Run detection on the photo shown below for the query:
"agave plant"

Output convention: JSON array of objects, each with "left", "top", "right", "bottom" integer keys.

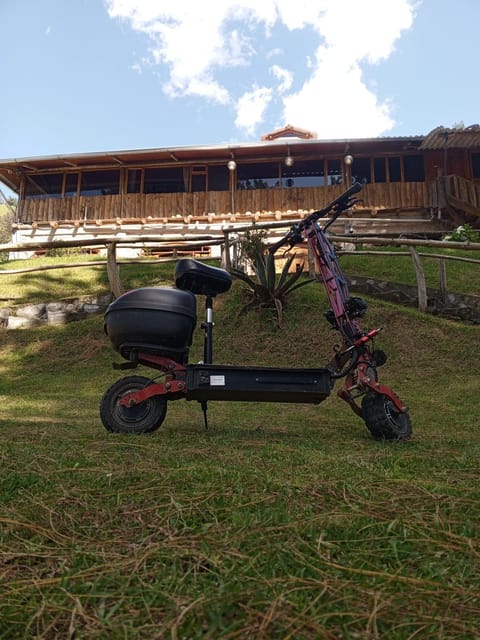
[{"left": 229, "top": 244, "right": 314, "bottom": 326}]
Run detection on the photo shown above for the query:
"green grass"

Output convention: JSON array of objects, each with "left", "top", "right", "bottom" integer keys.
[
  {"left": 1, "top": 246, "right": 479, "bottom": 309},
  {"left": 0, "top": 256, "right": 176, "bottom": 307},
  {"left": 339, "top": 245, "right": 480, "bottom": 296},
  {"left": 1, "top": 266, "right": 480, "bottom": 638}
]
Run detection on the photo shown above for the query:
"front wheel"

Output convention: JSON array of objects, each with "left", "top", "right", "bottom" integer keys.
[
  {"left": 361, "top": 392, "right": 412, "bottom": 441},
  {"left": 100, "top": 375, "right": 167, "bottom": 434}
]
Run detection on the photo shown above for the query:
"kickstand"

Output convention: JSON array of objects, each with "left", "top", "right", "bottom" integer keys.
[{"left": 200, "top": 401, "right": 209, "bottom": 431}]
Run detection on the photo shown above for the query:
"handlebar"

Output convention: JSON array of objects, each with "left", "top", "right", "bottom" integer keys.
[{"left": 268, "top": 181, "right": 362, "bottom": 254}]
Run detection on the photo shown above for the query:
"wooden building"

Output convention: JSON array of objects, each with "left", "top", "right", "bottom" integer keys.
[{"left": 1, "top": 124, "right": 480, "bottom": 252}]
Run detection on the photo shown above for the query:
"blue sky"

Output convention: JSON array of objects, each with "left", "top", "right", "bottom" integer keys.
[{"left": 0, "top": 0, "right": 479, "bottom": 165}]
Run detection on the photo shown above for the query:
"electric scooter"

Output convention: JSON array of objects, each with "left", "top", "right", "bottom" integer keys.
[{"left": 100, "top": 182, "right": 412, "bottom": 440}]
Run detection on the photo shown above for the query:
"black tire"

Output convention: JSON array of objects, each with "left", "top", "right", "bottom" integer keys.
[
  {"left": 361, "top": 392, "right": 412, "bottom": 441},
  {"left": 100, "top": 375, "right": 167, "bottom": 434}
]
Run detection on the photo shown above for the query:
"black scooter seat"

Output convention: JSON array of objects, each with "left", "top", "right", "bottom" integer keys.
[{"left": 175, "top": 258, "right": 232, "bottom": 296}]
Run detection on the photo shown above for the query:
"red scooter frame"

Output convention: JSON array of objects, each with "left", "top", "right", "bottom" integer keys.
[{"left": 100, "top": 182, "right": 412, "bottom": 440}]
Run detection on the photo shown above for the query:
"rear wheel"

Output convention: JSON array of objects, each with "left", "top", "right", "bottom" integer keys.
[
  {"left": 361, "top": 392, "right": 412, "bottom": 441},
  {"left": 100, "top": 375, "right": 167, "bottom": 434}
]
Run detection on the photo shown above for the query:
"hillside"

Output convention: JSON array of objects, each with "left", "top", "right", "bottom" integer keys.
[{"left": 1, "top": 280, "right": 480, "bottom": 638}]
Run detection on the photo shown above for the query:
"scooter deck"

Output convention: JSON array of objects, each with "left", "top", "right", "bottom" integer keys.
[{"left": 186, "top": 364, "right": 332, "bottom": 404}]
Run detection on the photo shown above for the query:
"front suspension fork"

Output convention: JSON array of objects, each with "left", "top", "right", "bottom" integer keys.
[{"left": 334, "top": 331, "right": 408, "bottom": 418}]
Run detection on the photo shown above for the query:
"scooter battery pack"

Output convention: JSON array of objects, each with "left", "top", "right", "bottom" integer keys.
[{"left": 186, "top": 365, "right": 332, "bottom": 404}]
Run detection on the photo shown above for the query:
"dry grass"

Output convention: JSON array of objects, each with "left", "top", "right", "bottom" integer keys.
[{"left": 0, "top": 270, "right": 479, "bottom": 638}]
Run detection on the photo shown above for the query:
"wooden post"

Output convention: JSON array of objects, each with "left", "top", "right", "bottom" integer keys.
[
  {"left": 106, "top": 242, "right": 124, "bottom": 298},
  {"left": 439, "top": 257, "right": 448, "bottom": 303},
  {"left": 410, "top": 247, "right": 427, "bottom": 312},
  {"left": 222, "top": 230, "right": 232, "bottom": 270}
]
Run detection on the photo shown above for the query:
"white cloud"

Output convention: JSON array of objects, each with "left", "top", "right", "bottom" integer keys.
[
  {"left": 270, "top": 65, "right": 293, "bottom": 94},
  {"left": 235, "top": 86, "right": 273, "bottom": 135},
  {"left": 105, "top": 0, "right": 418, "bottom": 138}
]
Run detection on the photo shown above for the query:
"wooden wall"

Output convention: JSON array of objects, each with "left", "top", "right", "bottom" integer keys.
[{"left": 19, "top": 182, "right": 431, "bottom": 225}]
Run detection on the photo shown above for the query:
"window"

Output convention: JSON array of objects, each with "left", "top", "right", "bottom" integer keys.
[
  {"left": 352, "top": 157, "right": 371, "bottom": 184},
  {"left": 327, "top": 159, "right": 343, "bottom": 185},
  {"left": 388, "top": 157, "right": 401, "bottom": 182},
  {"left": 25, "top": 173, "right": 63, "bottom": 199},
  {"left": 237, "top": 162, "right": 280, "bottom": 189},
  {"left": 191, "top": 165, "right": 207, "bottom": 192},
  {"left": 143, "top": 167, "right": 186, "bottom": 193},
  {"left": 208, "top": 165, "right": 229, "bottom": 191},
  {"left": 282, "top": 160, "right": 325, "bottom": 187},
  {"left": 64, "top": 173, "right": 80, "bottom": 197},
  {"left": 80, "top": 170, "right": 120, "bottom": 196},
  {"left": 127, "top": 169, "right": 142, "bottom": 194},
  {"left": 404, "top": 155, "right": 425, "bottom": 181},
  {"left": 472, "top": 153, "right": 480, "bottom": 179},
  {"left": 373, "top": 158, "right": 387, "bottom": 183}
]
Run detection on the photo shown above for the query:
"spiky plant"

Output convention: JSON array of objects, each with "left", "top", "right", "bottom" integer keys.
[{"left": 229, "top": 246, "right": 314, "bottom": 326}]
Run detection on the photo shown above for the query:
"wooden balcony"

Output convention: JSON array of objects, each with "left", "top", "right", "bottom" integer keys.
[{"left": 19, "top": 182, "right": 432, "bottom": 224}]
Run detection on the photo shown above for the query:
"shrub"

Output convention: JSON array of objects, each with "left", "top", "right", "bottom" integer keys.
[
  {"left": 444, "top": 224, "right": 480, "bottom": 242},
  {"left": 230, "top": 226, "right": 314, "bottom": 326}
]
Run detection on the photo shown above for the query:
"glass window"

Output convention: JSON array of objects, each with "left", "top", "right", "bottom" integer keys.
[
  {"left": 389, "top": 157, "right": 401, "bottom": 182},
  {"left": 472, "top": 153, "right": 480, "bottom": 179},
  {"left": 237, "top": 162, "right": 280, "bottom": 189},
  {"left": 208, "top": 165, "right": 229, "bottom": 191},
  {"left": 191, "top": 174, "right": 206, "bottom": 192},
  {"left": 144, "top": 167, "right": 186, "bottom": 193},
  {"left": 80, "top": 170, "right": 120, "bottom": 196},
  {"left": 191, "top": 166, "right": 206, "bottom": 192},
  {"left": 25, "top": 173, "right": 63, "bottom": 199},
  {"left": 352, "top": 157, "right": 371, "bottom": 184},
  {"left": 282, "top": 160, "right": 325, "bottom": 187},
  {"left": 64, "top": 173, "right": 79, "bottom": 197},
  {"left": 327, "top": 159, "right": 343, "bottom": 185},
  {"left": 127, "top": 169, "right": 142, "bottom": 194},
  {"left": 373, "top": 158, "right": 387, "bottom": 183},
  {"left": 404, "top": 155, "right": 425, "bottom": 181}
]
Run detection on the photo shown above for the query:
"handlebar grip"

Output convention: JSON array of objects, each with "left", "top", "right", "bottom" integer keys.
[
  {"left": 344, "top": 181, "right": 362, "bottom": 198},
  {"left": 330, "top": 181, "right": 362, "bottom": 209}
]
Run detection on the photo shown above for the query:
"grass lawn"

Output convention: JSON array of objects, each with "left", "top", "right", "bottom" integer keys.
[{"left": 1, "top": 257, "right": 480, "bottom": 638}]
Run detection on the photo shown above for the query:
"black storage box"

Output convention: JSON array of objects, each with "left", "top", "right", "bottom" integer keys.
[
  {"left": 186, "top": 365, "right": 332, "bottom": 404},
  {"left": 104, "top": 287, "right": 197, "bottom": 362}
]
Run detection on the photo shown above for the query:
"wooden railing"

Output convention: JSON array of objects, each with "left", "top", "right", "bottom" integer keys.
[
  {"left": 18, "top": 182, "right": 432, "bottom": 224},
  {"left": 446, "top": 175, "right": 480, "bottom": 208}
]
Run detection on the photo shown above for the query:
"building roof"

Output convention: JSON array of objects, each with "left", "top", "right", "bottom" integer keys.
[
  {"left": 0, "top": 130, "right": 431, "bottom": 193},
  {"left": 419, "top": 124, "right": 480, "bottom": 150},
  {"left": 261, "top": 124, "right": 317, "bottom": 140}
]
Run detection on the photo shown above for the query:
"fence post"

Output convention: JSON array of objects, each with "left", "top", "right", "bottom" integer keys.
[
  {"left": 222, "top": 230, "right": 232, "bottom": 270},
  {"left": 438, "top": 257, "right": 448, "bottom": 303},
  {"left": 410, "top": 247, "right": 427, "bottom": 312},
  {"left": 107, "top": 242, "right": 124, "bottom": 298}
]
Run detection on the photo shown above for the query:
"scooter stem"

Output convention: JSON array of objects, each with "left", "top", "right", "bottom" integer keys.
[{"left": 203, "top": 294, "right": 214, "bottom": 364}]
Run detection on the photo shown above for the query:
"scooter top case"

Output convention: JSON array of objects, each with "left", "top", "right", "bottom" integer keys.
[
  {"left": 104, "top": 286, "right": 197, "bottom": 364},
  {"left": 186, "top": 364, "right": 333, "bottom": 405}
]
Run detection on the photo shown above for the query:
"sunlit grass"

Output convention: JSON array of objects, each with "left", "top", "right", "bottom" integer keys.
[
  {"left": 1, "top": 267, "right": 480, "bottom": 637},
  {"left": 339, "top": 245, "right": 480, "bottom": 295}
]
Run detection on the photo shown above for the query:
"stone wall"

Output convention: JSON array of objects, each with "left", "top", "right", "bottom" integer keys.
[
  {"left": 347, "top": 275, "right": 480, "bottom": 324},
  {"left": 0, "top": 293, "right": 113, "bottom": 329}
]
